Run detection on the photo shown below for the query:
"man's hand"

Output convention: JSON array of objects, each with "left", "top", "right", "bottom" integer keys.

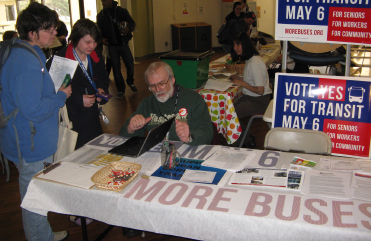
[
  {"left": 96, "top": 88, "right": 105, "bottom": 102},
  {"left": 119, "top": 21, "right": 130, "bottom": 36},
  {"left": 83, "top": 94, "right": 96, "bottom": 107},
  {"left": 175, "top": 120, "right": 191, "bottom": 143},
  {"left": 127, "top": 114, "right": 151, "bottom": 134},
  {"left": 122, "top": 27, "right": 129, "bottom": 36}
]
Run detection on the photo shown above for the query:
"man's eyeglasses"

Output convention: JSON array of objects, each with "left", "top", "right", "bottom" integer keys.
[{"left": 148, "top": 78, "right": 171, "bottom": 91}]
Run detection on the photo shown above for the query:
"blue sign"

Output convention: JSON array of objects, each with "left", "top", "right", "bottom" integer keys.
[
  {"left": 277, "top": 0, "right": 369, "bottom": 26},
  {"left": 275, "top": 0, "right": 371, "bottom": 44},
  {"left": 273, "top": 73, "right": 371, "bottom": 158},
  {"left": 152, "top": 158, "right": 227, "bottom": 185}
]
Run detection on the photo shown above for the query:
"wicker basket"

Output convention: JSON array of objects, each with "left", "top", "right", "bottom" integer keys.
[
  {"left": 91, "top": 162, "right": 141, "bottom": 192},
  {"left": 225, "top": 63, "right": 245, "bottom": 75}
]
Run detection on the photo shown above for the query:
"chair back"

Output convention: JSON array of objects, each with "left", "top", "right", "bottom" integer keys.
[{"left": 264, "top": 128, "right": 332, "bottom": 155}]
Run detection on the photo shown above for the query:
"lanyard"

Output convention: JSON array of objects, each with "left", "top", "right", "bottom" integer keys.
[
  {"left": 157, "top": 85, "right": 180, "bottom": 119},
  {"left": 72, "top": 48, "right": 98, "bottom": 92}
]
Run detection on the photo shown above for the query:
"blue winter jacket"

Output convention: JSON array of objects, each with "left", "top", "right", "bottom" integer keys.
[{"left": 0, "top": 40, "right": 66, "bottom": 163}]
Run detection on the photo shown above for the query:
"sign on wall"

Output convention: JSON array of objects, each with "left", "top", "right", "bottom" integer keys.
[
  {"left": 275, "top": 0, "right": 371, "bottom": 45},
  {"left": 273, "top": 73, "right": 371, "bottom": 158}
]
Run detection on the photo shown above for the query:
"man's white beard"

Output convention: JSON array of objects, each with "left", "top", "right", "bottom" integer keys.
[{"left": 154, "top": 84, "right": 174, "bottom": 103}]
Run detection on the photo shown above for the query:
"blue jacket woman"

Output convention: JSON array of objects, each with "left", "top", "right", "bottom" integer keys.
[{"left": 0, "top": 3, "right": 71, "bottom": 240}]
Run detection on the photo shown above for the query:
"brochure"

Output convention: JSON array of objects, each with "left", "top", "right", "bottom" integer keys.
[
  {"left": 317, "top": 158, "right": 366, "bottom": 171},
  {"left": 301, "top": 169, "right": 352, "bottom": 199},
  {"left": 202, "top": 147, "right": 256, "bottom": 171},
  {"left": 290, "top": 156, "right": 316, "bottom": 168},
  {"left": 351, "top": 171, "right": 371, "bottom": 201},
  {"left": 228, "top": 168, "right": 304, "bottom": 190}
]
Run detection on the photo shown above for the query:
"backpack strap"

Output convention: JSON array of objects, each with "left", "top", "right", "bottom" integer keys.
[
  {"left": 12, "top": 111, "right": 23, "bottom": 167},
  {"left": 29, "top": 121, "right": 36, "bottom": 151},
  {"left": 13, "top": 41, "right": 42, "bottom": 157},
  {"left": 13, "top": 42, "right": 45, "bottom": 74},
  {"left": 0, "top": 153, "right": 10, "bottom": 182}
]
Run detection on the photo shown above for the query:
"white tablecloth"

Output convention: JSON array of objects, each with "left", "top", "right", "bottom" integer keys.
[{"left": 21, "top": 135, "right": 371, "bottom": 240}]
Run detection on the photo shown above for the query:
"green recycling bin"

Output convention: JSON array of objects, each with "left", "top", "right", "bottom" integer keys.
[{"left": 159, "top": 50, "right": 214, "bottom": 89}]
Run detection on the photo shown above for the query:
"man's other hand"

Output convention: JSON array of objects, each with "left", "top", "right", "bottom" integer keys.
[
  {"left": 127, "top": 114, "right": 151, "bottom": 134},
  {"left": 175, "top": 119, "right": 190, "bottom": 143}
]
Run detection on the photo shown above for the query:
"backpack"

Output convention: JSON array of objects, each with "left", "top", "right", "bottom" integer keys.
[
  {"left": 0, "top": 37, "right": 44, "bottom": 172},
  {"left": 217, "top": 19, "right": 238, "bottom": 45}
]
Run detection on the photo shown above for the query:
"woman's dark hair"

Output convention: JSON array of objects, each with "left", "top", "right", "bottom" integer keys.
[
  {"left": 230, "top": 32, "right": 259, "bottom": 62},
  {"left": 233, "top": 1, "right": 242, "bottom": 13},
  {"left": 16, "top": 2, "right": 58, "bottom": 41},
  {"left": 68, "top": 19, "right": 101, "bottom": 47}
]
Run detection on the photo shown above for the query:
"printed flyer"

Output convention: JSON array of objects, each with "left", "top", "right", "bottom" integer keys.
[{"left": 228, "top": 168, "right": 304, "bottom": 190}]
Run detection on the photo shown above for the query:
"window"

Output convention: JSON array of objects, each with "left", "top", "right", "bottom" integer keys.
[{"left": 5, "top": 5, "right": 16, "bottom": 21}]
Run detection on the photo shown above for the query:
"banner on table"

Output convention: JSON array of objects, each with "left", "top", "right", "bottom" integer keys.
[
  {"left": 275, "top": 0, "right": 371, "bottom": 45},
  {"left": 123, "top": 177, "right": 371, "bottom": 232},
  {"left": 273, "top": 73, "right": 371, "bottom": 158}
]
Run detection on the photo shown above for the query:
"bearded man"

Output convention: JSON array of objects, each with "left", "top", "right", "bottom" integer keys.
[{"left": 119, "top": 61, "right": 213, "bottom": 145}]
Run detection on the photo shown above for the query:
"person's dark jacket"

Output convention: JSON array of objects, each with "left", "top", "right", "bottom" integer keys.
[
  {"left": 224, "top": 12, "right": 246, "bottom": 45},
  {"left": 46, "top": 43, "right": 110, "bottom": 149},
  {"left": 96, "top": 1, "right": 135, "bottom": 45}
]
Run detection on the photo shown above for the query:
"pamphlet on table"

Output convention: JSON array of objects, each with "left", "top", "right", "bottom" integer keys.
[
  {"left": 202, "top": 146, "right": 256, "bottom": 171},
  {"left": 35, "top": 161, "right": 99, "bottom": 189},
  {"left": 228, "top": 168, "right": 304, "bottom": 190},
  {"left": 351, "top": 171, "right": 371, "bottom": 201},
  {"left": 204, "top": 79, "right": 234, "bottom": 91},
  {"left": 300, "top": 169, "right": 353, "bottom": 199},
  {"left": 317, "top": 158, "right": 368, "bottom": 171}
]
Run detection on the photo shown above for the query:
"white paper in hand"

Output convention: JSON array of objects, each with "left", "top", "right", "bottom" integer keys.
[{"left": 49, "top": 56, "right": 78, "bottom": 93}]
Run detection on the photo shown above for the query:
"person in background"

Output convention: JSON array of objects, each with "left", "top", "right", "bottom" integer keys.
[
  {"left": 97, "top": 0, "right": 137, "bottom": 99},
  {"left": 0, "top": 2, "right": 71, "bottom": 240},
  {"left": 267, "top": 41, "right": 310, "bottom": 85},
  {"left": 229, "top": 32, "right": 272, "bottom": 147},
  {"left": 53, "top": 16, "right": 68, "bottom": 53},
  {"left": 222, "top": 1, "right": 246, "bottom": 54},
  {"left": 120, "top": 61, "right": 213, "bottom": 146},
  {"left": 2, "top": 30, "right": 18, "bottom": 41},
  {"left": 47, "top": 19, "right": 110, "bottom": 150},
  {"left": 240, "top": 0, "right": 257, "bottom": 35}
]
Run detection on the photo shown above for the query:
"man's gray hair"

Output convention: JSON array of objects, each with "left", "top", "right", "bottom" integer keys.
[{"left": 144, "top": 61, "right": 174, "bottom": 84}]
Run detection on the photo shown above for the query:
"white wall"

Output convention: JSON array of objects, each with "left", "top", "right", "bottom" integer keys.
[
  {"left": 256, "top": 0, "right": 275, "bottom": 38},
  {"left": 153, "top": 0, "right": 222, "bottom": 53},
  {"left": 0, "top": 0, "right": 17, "bottom": 35}
]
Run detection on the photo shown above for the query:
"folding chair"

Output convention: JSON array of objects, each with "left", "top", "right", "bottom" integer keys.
[{"left": 264, "top": 127, "right": 332, "bottom": 155}]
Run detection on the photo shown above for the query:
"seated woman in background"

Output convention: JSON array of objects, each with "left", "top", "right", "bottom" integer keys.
[
  {"left": 47, "top": 19, "right": 110, "bottom": 150},
  {"left": 229, "top": 32, "right": 272, "bottom": 147}
]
